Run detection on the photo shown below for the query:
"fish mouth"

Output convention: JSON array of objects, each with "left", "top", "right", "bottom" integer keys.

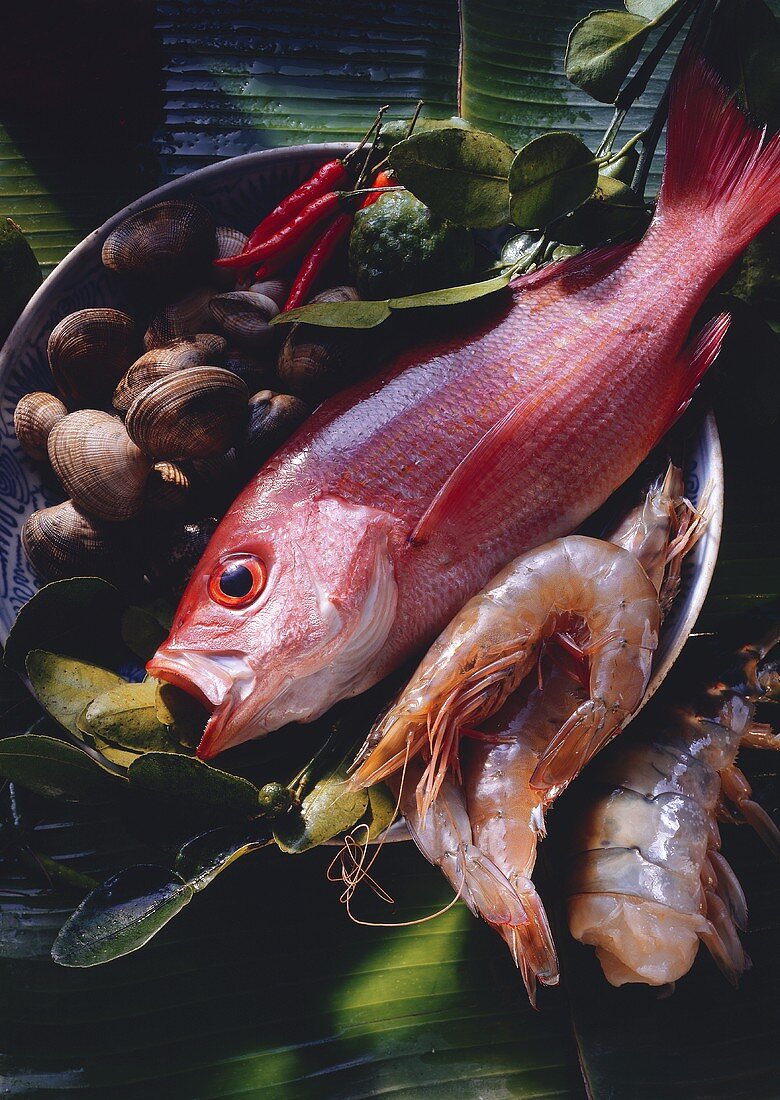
[{"left": 146, "top": 647, "right": 256, "bottom": 759}]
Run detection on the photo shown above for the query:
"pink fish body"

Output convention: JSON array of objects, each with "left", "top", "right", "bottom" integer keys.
[{"left": 148, "top": 59, "right": 780, "bottom": 758}]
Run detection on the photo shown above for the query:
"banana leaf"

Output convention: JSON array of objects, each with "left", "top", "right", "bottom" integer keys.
[{"left": 0, "top": 1, "right": 778, "bottom": 1097}]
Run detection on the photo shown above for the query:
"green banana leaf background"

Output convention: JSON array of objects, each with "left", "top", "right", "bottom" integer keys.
[{"left": 0, "top": 1, "right": 778, "bottom": 1096}]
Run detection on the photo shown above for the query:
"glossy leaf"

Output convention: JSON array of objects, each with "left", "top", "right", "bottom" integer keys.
[
  {"left": 600, "top": 139, "right": 641, "bottom": 184},
  {"left": 509, "top": 131, "right": 599, "bottom": 229},
  {"left": 389, "top": 126, "right": 514, "bottom": 227},
  {"left": 273, "top": 270, "right": 513, "bottom": 329},
  {"left": 5, "top": 579, "right": 124, "bottom": 673},
  {"left": 128, "top": 752, "right": 261, "bottom": 820},
  {"left": 500, "top": 231, "right": 545, "bottom": 268},
  {"left": 553, "top": 175, "right": 648, "bottom": 245},
  {"left": 26, "top": 650, "right": 125, "bottom": 737},
  {"left": 52, "top": 864, "right": 194, "bottom": 967},
  {"left": 0, "top": 734, "right": 117, "bottom": 802},
  {"left": 175, "top": 822, "right": 272, "bottom": 889},
  {"left": 0, "top": 647, "right": 41, "bottom": 737},
  {"left": 275, "top": 775, "right": 369, "bottom": 853},
  {"left": 93, "top": 737, "right": 141, "bottom": 770},
  {"left": 120, "top": 605, "right": 169, "bottom": 662},
  {"left": 273, "top": 298, "right": 391, "bottom": 328},
  {"left": 364, "top": 783, "right": 398, "bottom": 841},
  {"left": 625, "top": 0, "right": 679, "bottom": 15},
  {"left": 84, "top": 680, "right": 182, "bottom": 753},
  {"left": 457, "top": 0, "right": 681, "bottom": 195},
  {"left": 565, "top": 11, "right": 651, "bottom": 103},
  {"left": 375, "top": 115, "right": 472, "bottom": 161}
]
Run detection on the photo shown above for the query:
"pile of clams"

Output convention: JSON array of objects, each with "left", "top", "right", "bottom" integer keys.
[{"left": 15, "top": 199, "right": 365, "bottom": 590}]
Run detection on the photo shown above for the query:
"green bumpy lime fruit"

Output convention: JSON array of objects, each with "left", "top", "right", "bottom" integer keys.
[
  {"left": 0, "top": 218, "right": 42, "bottom": 342},
  {"left": 349, "top": 191, "right": 475, "bottom": 300}
]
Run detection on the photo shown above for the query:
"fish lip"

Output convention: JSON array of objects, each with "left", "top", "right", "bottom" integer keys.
[
  {"left": 146, "top": 648, "right": 257, "bottom": 759},
  {"left": 146, "top": 648, "right": 234, "bottom": 709}
]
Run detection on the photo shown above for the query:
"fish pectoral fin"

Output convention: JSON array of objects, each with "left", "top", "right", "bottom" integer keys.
[
  {"left": 410, "top": 373, "right": 567, "bottom": 550},
  {"left": 511, "top": 240, "right": 634, "bottom": 295},
  {"left": 660, "top": 311, "right": 731, "bottom": 437}
]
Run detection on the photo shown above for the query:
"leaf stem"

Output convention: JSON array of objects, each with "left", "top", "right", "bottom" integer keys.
[
  {"left": 615, "top": 0, "right": 699, "bottom": 113},
  {"left": 22, "top": 849, "right": 98, "bottom": 893},
  {"left": 598, "top": 130, "right": 645, "bottom": 168},
  {"left": 631, "top": 86, "right": 671, "bottom": 196},
  {"left": 598, "top": 0, "right": 699, "bottom": 156},
  {"left": 631, "top": 0, "right": 718, "bottom": 196}
]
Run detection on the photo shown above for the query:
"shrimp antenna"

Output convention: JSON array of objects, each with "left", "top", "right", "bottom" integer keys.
[{"left": 327, "top": 742, "right": 467, "bottom": 928}]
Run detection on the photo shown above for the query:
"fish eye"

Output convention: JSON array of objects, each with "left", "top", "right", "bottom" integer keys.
[{"left": 208, "top": 555, "right": 267, "bottom": 608}]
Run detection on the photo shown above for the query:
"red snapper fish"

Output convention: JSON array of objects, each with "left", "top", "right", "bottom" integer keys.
[{"left": 148, "top": 58, "right": 780, "bottom": 765}]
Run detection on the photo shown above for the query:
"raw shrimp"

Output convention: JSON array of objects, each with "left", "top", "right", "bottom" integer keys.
[
  {"left": 463, "top": 668, "right": 583, "bottom": 1000},
  {"left": 358, "top": 480, "right": 675, "bottom": 1001},
  {"left": 351, "top": 535, "right": 660, "bottom": 812},
  {"left": 386, "top": 761, "right": 528, "bottom": 930},
  {"left": 566, "top": 621, "right": 780, "bottom": 987}
]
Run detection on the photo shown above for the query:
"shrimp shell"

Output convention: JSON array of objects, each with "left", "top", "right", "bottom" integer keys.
[
  {"left": 392, "top": 468, "right": 686, "bottom": 1001},
  {"left": 352, "top": 535, "right": 659, "bottom": 813},
  {"left": 566, "top": 621, "right": 780, "bottom": 987}
]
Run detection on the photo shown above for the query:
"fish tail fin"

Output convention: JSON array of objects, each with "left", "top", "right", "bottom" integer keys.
[{"left": 657, "top": 53, "right": 780, "bottom": 253}]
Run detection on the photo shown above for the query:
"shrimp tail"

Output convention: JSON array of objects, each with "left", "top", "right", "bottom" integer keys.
[
  {"left": 495, "top": 880, "right": 560, "bottom": 1005},
  {"left": 461, "top": 850, "right": 529, "bottom": 926}
]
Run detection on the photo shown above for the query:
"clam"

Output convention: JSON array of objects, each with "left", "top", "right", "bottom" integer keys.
[
  {"left": 101, "top": 200, "right": 215, "bottom": 291},
  {"left": 146, "top": 461, "right": 192, "bottom": 512},
  {"left": 237, "top": 389, "right": 309, "bottom": 473},
  {"left": 48, "top": 308, "right": 139, "bottom": 406},
  {"left": 186, "top": 449, "right": 240, "bottom": 497},
  {"left": 250, "top": 279, "right": 287, "bottom": 309},
  {"left": 221, "top": 343, "right": 276, "bottom": 390},
  {"left": 112, "top": 334, "right": 228, "bottom": 412},
  {"left": 14, "top": 391, "right": 68, "bottom": 460},
  {"left": 142, "top": 516, "right": 220, "bottom": 598},
  {"left": 22, "top": 500, "right": 122, "bottom": 582},
  {"left": 125, "top": 366, "right": 248, "bottom": 461},
  {"left": 48, "top": 410, "right": 152, "bottom": 521},
  {"left": 277, "top": 286, "right": 365, "bottom": 402},
  {"left": 213, "top": 226, "right": 248, "bottom": 288},
  {"left": 209, "top": 290, "right": 279, "bottom": 349},
  {"left": 144, "top": 288, "right": 220, "bottom": 349}
]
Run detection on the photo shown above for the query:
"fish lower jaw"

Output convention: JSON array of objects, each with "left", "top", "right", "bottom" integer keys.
[{"left": 146, "top": 648, "right": 257, "bottom": 760}]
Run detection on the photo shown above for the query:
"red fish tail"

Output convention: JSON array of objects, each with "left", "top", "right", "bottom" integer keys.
[{"left": 657, "top": 53, "right": 780, "bottom": 255}]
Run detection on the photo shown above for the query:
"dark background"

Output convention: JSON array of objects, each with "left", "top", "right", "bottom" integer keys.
[{"left": 0, "top": 3, "right": 777, "bottom": 1097}]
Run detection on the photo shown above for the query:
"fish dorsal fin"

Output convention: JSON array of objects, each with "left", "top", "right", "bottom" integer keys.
[
  {"left": 510, "top": 241, "right": 635, "bottom": 295},
  {"left": 410, "top": 373, "right": 567, "bottom": 548}
]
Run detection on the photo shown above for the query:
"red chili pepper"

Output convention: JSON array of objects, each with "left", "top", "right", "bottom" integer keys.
[
  {"left": 360, "top": 169, "right": 395, "bottom": 209},
  {"left": 215, "top": 191, "right": 345, "bottom": 271},
  {"left": 283, "top": 213, "right": 353, "bottom": 312},
  {"left": 253, "top": 248, "right": 296, "bottom": 282},
  {"left": 245, "top": 160, "right": 349, "bottom": 252}
]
